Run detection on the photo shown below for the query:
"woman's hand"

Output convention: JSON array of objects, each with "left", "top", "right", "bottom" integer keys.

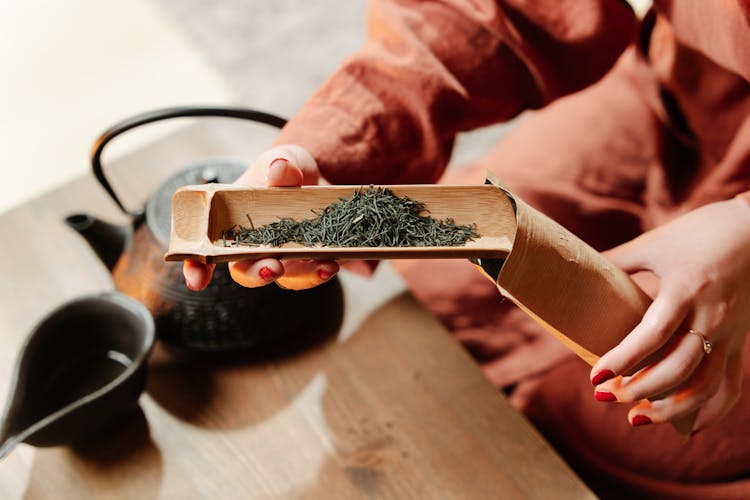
[
  {"left": 182, "top": 144, "right": 340, "bottom": 291},
  {"left": 592, "top": 198, "right": 750, "bottom": 433}
]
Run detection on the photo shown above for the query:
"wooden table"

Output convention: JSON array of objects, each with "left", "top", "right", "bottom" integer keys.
[{"left": 0, "top": 119, "right": 593, "bottom": 499}]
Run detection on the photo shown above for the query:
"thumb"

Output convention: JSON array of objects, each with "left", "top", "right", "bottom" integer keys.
[
  {"left": 602, "top": 234, "right": 653, "bottom": 273},
  {"left": 235, "top": 144, "right": 319, "bottom": 187}
]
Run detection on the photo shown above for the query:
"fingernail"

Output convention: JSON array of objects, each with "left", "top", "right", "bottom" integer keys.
[
  {"left": 183, "top": 264, "right": 201, "bottom": 291},
  {"left": 317, "top": 269, "right": 333, "bottom": 281},
  {"left": 595, "top": 391, "right": 617, "bottom": 402},
  {"left": 631, "top": 415, "right": 652, "bottom": 427},
  {"left": 258, "top": 266, "right": 278, "bottom": 281},
  {"left": 270, "top": 158, "right": 288, "bottom": 170},
  {"left": 592, "top": 369, "right": 615, "bottom": 386}
]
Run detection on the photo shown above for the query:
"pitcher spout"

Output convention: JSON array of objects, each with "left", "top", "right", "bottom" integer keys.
[
  {"left": 0, "top": 418, "right": 21, "bottom": 460},
  {"left": 65, "top": 214, "right": 129, "bottom": 271}
]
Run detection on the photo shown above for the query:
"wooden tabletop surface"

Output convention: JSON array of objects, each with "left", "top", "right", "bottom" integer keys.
[{"left": 0, "top": 118, "right": 593, "bottom": 499}]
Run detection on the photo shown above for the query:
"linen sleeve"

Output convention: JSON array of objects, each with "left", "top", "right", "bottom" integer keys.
[{"left": 276, "top": 0, "right": 637, "bottom": 184}]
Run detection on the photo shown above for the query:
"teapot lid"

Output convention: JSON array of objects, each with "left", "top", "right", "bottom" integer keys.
[{"left": 146, "top": 159, "right": 247, "bottom": 246}]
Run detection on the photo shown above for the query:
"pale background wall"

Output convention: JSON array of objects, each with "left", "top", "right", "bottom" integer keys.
[{"left": 0, "top": 0, "right": 234, "bottom": 213}]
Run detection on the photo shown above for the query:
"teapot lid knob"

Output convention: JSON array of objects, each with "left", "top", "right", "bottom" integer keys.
[
  {"left": 146, "top": 160, "right": 247, "bottom": 247},
  {"left": 200, "top": 168, "right": 219, "bottom": 184}
]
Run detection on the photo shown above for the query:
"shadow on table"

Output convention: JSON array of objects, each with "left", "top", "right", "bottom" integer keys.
[
  {"left": 23, "top": 406, "right": 163, "bottom": 499},
  {"left": 145, "top": 277, "right": 345, "bottom": 429}
]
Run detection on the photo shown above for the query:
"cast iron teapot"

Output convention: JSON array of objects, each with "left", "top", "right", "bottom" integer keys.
[{"left": 66, "top": 106, "right": 342, "bottom": 351}]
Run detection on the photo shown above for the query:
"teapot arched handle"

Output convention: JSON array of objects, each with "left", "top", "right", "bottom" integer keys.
[{"left": 91, "top": 106, "right": 287, "bottom": 217}]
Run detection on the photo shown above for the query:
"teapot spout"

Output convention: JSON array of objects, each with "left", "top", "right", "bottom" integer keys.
[{"left": 65, "top": 214, "right": 129, "bottom": 271}]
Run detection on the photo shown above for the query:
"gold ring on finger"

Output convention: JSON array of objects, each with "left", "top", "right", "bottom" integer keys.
[{"left": 687, "top": 328, "right": 712, "bottom": 355}]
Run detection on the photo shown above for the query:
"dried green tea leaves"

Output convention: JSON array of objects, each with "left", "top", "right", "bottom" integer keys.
[{"left": 222, "top": 187, "right": 478, "bottom": 248}]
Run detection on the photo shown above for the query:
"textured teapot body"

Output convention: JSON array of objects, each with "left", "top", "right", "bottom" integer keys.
[
  {"left": 72, "top": 107, "right": 343, "bottom": 351},
  {"left": 111, "top": 224, "right": 330, "bottom": 351}
]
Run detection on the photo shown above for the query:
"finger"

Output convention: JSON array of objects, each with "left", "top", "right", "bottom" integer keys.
[
  {"left": 627, "top": 341, "right": 728, "bottom": 426},
  {"left": 267, "top": 157, "right": 303, "bottom": 186},
  {"left": 596, "top": 331, "right": 706, "bottom": 403},
  {"left": 275, "top": 260, "right": 339, "bottom": 291},
  {"left": 693, "top": 348, "right": 743, "bottom": 432},
  {"left": 602, "top": 235, "right": 651, "bottom": 274},
  {"left": 183, "top": 260, "right": 216, "bottom": 291},
  {"left": 591, "top": 277, "right": 693, "bottom": 383},
  {"left": 235, "top": 144, "right": 319, "bottom": 187},
  {"left": 228, "top": 258, "right": 284, "bottom": 288}
]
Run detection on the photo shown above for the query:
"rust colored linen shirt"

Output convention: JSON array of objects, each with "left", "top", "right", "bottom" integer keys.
[
  {"left": 278, "top": 0, "right": 637, "bottom": 184},
  {"left": 275, "top": 1, "right": 750, "bottom": 497}
]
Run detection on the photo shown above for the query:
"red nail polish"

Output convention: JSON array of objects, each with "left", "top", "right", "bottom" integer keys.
[
  {"left": 317, "top": 269, "right": 332, "bottom": 280},
  {"left": 631, "top": 415, "right": 652, "bottom": 426},
  {"left": 592, "top": 369, "right": 615, "bottom": 386},
  {"left": 595, "top": 391, "right": 617, "bottom": 402},
  {"left": 259, "top": 266, "right": 278, "bottom": 281},
  {"left": 270, "top": 158, "right": 287, "bottom": 169}
]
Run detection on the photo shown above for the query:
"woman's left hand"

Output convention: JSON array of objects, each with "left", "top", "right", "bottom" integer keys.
[
  {"left": 182, "top": 144, "right": 339, "bottom": 291},
  {"left": 591, "top": 198, "right": 750, "bottom": 433}
]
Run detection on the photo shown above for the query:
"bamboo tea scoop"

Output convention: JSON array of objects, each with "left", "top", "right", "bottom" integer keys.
[{"left": 164, "top": 183, "right": 517, "bottom": 263}]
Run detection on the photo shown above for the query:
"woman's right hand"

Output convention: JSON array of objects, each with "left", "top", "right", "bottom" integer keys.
[{"left": 182, "top": 144, "right": 340, "bottom": 291}]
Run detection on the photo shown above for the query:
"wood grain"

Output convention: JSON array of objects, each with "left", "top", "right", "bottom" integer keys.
[{"left": 0, "top": 120, "right": 593, "bottom": 499}]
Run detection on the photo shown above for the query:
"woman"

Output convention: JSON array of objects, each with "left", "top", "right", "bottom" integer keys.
[{"left": 184, "top": 1, "right": 750, "bottom": 497}]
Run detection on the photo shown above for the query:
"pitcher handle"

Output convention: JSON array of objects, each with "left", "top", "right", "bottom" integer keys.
[{"left": 91, "top": 106, "right": 287, "bottom": 217}]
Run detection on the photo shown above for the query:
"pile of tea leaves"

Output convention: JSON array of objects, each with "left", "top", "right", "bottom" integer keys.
[{"left": 222, "top": 186, "right": 479, "bottom": 248}]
